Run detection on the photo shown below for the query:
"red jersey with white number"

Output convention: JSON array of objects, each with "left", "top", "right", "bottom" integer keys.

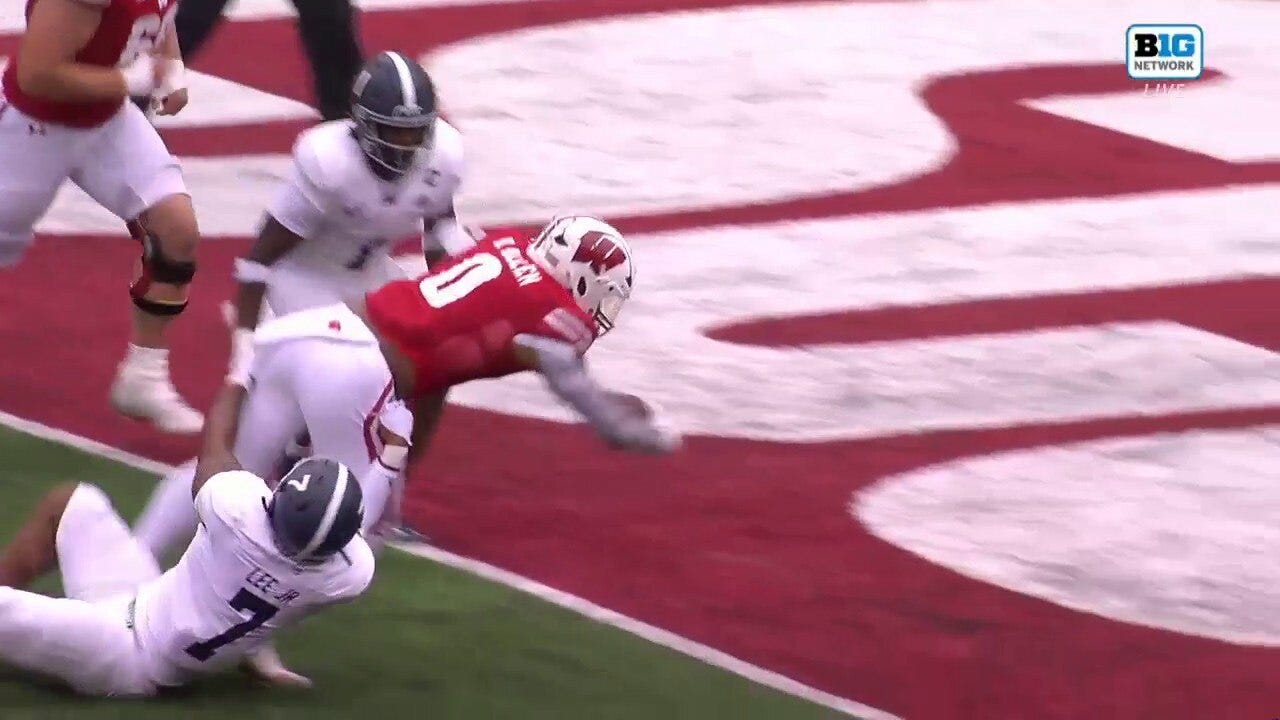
[
  {"left": 1, "top": 0, "right": 177, "bottom": 128},
  {"left": 364, "top": 230, "right": 598, "bottom": 399}
]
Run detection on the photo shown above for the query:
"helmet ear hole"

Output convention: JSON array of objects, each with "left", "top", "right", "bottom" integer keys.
[
  {"left": 576, "top": 277, "right": 588, "bottom": 296},
  {"left": 555, "top": 233, "right": 569, "bottom": 246}
]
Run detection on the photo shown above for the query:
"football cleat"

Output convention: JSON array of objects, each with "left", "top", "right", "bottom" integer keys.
[{"left": 109, "top": 346, "right": 203, "bottom": 434}]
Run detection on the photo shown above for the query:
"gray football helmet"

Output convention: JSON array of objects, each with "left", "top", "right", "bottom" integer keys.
[
  {"left": 350, "top": 50, "right": 438, "bottom": 180},
  {"left": 267, "top": 457, "right": 364, "bottom": 562}
]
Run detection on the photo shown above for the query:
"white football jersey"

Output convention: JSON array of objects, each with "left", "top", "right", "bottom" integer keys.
[
  {"left": 268, "top": 118, "right": 464, "bottom": 279},
  {"left": 130, "top": 471, "right": 375, "bottom": 687}
]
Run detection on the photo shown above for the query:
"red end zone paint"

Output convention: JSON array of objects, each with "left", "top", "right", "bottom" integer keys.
[{"left": 3, "top": 2, "right": 1279, "bottom": 718}]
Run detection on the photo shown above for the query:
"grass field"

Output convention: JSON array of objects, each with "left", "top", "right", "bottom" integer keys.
[{"left": 0, "top": 426, "right": 839, "bottom": 719}]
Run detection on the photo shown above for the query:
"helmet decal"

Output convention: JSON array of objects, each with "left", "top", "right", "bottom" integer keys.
[{"left": 571, "top": 231, "right": 628, "bottom": 274}]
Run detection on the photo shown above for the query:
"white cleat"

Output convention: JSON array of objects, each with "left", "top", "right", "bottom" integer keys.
[{"left": 109, "top": 345, "right": 204, "bottom": 434}]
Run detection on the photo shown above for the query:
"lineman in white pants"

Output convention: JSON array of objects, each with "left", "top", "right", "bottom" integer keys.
[
  {"left": 132, "top": 304, "right": 408, "bottom": 687},
  {"left": 136, "top": 304, "right": 411, "bottom": 561}
]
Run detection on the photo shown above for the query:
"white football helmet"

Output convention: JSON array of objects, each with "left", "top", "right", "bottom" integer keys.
[{"left": 527, "top": 215, "right": 635, "bottom": 335}]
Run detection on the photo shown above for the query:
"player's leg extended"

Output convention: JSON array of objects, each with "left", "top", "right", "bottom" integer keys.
[
  {"left": 72, "top": 103, "right": 202, "bottom": 434},
  {"left": 0, "top": 100, "right": 75, "bottom": 267},
  {"left": 0, "top": 483, "right": 76, "bottom": 588},
  {"left": 292, "top": 341, "right": 398, "bottom": 528},
  {"left": 133, "top": 459, "right": 199, "bottom": 561},
  {"left": 0, "top": 483, "right": 158, "bottom": 696},
  {"left": 0, "top": 587, "right": 151, "bottom": 696}
]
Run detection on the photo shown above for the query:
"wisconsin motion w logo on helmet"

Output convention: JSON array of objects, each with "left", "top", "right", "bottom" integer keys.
[
  {"left": 268, "top": 457, "right": 364, "bottom": 563},
  {"left": 350, "top": 51, "right": 438, "bottom": 180},
  {"left": 528, "top": 216, "right": 636, "bottom": 335}
]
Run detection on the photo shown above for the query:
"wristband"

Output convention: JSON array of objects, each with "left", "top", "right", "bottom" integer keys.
[
  {"left": 120, "top": 55, "right": 160, "bottom": 97},
  {"left": 234, "top": 257, "right": 273, "bottom": 283},
  {"left": 157, "top": 58, "right": 186, "bottom": 97}
]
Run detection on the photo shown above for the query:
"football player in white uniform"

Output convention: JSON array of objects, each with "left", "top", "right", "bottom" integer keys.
[
  {"left": 134, "top": 309, "right": 413, "bottom": 565},
  {"left": 229, "top": 50, "right": 473, "bottom": 360},
  {"left": 0, "top": 379, "right": 374, "bottom": 697}
]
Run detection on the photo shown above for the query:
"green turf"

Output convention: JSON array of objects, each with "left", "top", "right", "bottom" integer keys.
[{"left": 0, "top": 426, "right": 843, "bottom": 719}]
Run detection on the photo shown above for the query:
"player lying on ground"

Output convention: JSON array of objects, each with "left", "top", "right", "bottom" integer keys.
[
  {"left": 1, "top": 0, "right": 205, "bottom": 433},
  {"left": 135, "top": 368, "right": 413, "bottom": 565},
  {"left": 0, "top": 381, "right": 373, "bottom": 696}
]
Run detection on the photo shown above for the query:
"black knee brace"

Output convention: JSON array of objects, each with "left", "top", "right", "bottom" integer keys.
[{"left": 128, "top": 219, "right": 196, "bottom": 317}]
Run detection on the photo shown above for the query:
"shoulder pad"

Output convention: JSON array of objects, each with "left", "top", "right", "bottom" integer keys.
[
  {"left": 431, "top": 119, "right": 465, "bottom": 180},
  {"left": 292, "top": 120, "right": 361, "bottom": 197},
  {"left": 195, "top": 470, "right": 267, "bottom": 527}
]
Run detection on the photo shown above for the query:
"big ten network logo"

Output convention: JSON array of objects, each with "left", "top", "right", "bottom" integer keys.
[{"left": 1126, "top": 24, "right": 1203, "bottom": 96}]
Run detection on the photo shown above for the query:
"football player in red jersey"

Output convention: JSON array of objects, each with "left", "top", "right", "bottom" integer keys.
[
  {"left": 0, "top": 0, "right": 204, "bottom": 434},
  {"left": 360, "top": 214, "right": 676, "bottom": 455},
  {"left": 131, "top": 215, "right": 672, "bottom": 685},
  {"left": 138, "top": 215, "right": 673, "bottom": 566}
]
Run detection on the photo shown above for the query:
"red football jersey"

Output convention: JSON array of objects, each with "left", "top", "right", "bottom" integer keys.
[
  {"left": 365, "top": 230, "right": 598, "bottom": 399},
  {"left": 1, "top": 0, "right": 178, "bottom": 128}
]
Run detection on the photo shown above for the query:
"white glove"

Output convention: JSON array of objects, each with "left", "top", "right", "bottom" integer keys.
[
  {"left": 226, "top": 328, "right": 255, "bottom": 387},
  {"left": 604, "top": 417, "right": 682, "bottom": 454},
  {"left": 379, "top": 398, "right": 413, "bottom": 441},
  {"left": 120, "top": 54, "right": 163, "bottom": 98}
]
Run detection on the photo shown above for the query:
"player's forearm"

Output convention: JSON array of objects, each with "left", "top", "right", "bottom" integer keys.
[
  {"left": 234, "top": 281, "right": 268, "bottom": 330},
  {"left": 514, "top": 335, "right": 631, "bottom": 438},
  {"left": 408, "top": 391, "right": 447, "bottom": 459},
  {"left": 424, "top": 208, "right": 476, "bottom": 262},
  {"left": 159, "top": 21, "right": 182, "bottom": 59},
  {"left": 358, "top": 456, "right": 405, "bottom": 535},
  {"left": 193, "top": 384, "right": 246, "bottom": 495},
  {"left": 202, "top": 383, "right": 245, "bottom": 458},
  {"left": 17, "top": 63, "right": 128, "bottom": 102}
]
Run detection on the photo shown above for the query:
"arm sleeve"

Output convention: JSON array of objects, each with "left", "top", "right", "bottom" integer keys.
[
  {"left": 194, "top": 470, "right": 266, "bottom": 534},
  {"left": 513, "top": 333, "right": 631, "bottom": 441}
]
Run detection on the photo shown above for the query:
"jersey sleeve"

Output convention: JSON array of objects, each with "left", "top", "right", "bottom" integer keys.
[
  {"left": 267, "top": 131, "right": 336, "bottom": 239},
  {"left": 325, "top": 536, "right": 376, "bottom": 603},
  {"left": 194, "top": 470, "right": 269, "bottom": 539},
  {"left": 430, "top": 120, "right": 465, "bottom": 202}
]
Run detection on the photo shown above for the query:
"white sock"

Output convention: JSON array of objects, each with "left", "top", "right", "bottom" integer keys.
[{"left": 134, "top": 459, "right": 200, "bottom": 560}]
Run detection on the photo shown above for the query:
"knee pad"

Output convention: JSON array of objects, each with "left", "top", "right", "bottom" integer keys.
[{"left": 127, "top": 219, "right": 196, "bottom": 316}]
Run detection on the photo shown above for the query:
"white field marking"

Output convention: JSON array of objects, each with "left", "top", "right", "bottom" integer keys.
[
  {"left": 429, "top": 0, "right": 1280, "bottom": 222},
  {"left": 0, "top": 410, "right": 171, "bottom": 475},
  {"left": 0, "top": 409, "right": 897, "bottom": 719},
  {"left": 400, "top": 186, "right": 1280, "bottom": 443},
  {"left": 22, "top": 0, "right": 1280, "bottom": 234},
  {"left": 394, "top": 541, "right": 899, "bottom": 719},
  {"left": 854, "top": 425, "right": 1280, "bottom": 647}
]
